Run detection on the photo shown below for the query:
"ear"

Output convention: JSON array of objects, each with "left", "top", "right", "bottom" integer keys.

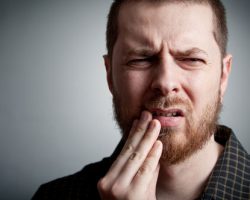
[
  {"left": 220, "top": 54, "right": 232, "bottom": 102},
  {"left": 103, "top": 55, "right": 114, "bottom": 95}
]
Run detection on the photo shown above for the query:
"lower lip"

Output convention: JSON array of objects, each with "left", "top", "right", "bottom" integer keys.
[{"left": 153, "top": 116, "right": 183, "bottom": 127}]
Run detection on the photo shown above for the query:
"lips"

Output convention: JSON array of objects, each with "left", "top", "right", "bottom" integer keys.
[
  {"left": 152, "top": 109, "right": 184, "bottom": 117},
  {"left": 150, "top": 108, "right": 185, "bottom": 128}
]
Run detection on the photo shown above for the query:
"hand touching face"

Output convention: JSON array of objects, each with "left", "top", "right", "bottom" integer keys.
[{"left": 98, "top": 111, "right": 162, "bottom": 200}]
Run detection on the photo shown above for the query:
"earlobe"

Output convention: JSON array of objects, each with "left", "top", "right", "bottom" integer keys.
[
  {"left": 103, "top": 55, "right": 114, "bottom": 95},
  {"left": 220, "top": 54, "right": 232, "bottom": 102}
]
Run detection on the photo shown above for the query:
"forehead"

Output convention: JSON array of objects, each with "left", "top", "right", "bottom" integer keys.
[{"left": 116, "top": 2, "right": 218, "bottom": 54}]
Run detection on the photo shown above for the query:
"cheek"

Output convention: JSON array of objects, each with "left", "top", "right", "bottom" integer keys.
[
  {"left": 114, "top": 70, "right": 150, "bottom": 103},
  {"left": 185, "top": 71, "right": 221, "bottom": 114}
]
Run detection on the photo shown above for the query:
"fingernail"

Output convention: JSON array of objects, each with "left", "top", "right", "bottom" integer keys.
[{"left": 141, "top": 111, "right": 148, "bottom": 121}]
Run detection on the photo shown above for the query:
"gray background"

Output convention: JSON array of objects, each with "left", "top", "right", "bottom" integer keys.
[{"left": 0, "top": 0, "right": 249, "bottom": 199}]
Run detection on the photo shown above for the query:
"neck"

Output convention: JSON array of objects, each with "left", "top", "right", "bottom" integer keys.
[{"left": 156, "top": 135, "right": 224, "bottom": 200}]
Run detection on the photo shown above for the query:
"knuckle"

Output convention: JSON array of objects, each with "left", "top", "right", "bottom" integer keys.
[
  {"left": 135, "top": 125, "right": 145, "bottom": 133},
  {"left": 138, "top": 166, "right": 149, "bottom": 175},
  {"left": 98, "top": 178, "right": 125, "bottom": 199},
  {"left": 138, "top": 161, "right": 153, "bottom": 175},
  {"left": 97, "top": 177, "right": 108, "bottom": 192},
  {"left": 110, "top": 182, "right": 125, "bottom": 198},
  {"left": 129, "top": 152, "right": 142, "bottom": 162},
  {"left": 120, "top": 143, "right": 135, "bottom": 156}
]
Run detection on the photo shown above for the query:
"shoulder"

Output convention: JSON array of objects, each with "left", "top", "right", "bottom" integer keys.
[
  {"left": 32, "top": 157, "right": 113, "bottom": 200},
  {"left": 207, "top": 125, "right": 250, "bottom": 199},
  {"left": 32, "top": 139, "right": 124, "bottom": 200}
]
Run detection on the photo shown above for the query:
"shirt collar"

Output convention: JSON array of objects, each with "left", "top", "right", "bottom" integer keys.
[{"left": 202, "top": 125, "right": 249, "bottom": 199}]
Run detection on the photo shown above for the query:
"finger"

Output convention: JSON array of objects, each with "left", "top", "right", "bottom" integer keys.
[
  {"left": 132, "top": 140, "right": 162, "bottom": 188},
  {"left": 115, "top": 120, "right": 161, "bottom": 186},
  {"left": 103, "top": 111, "right": 152, "bottom": 183},
  {"left": 120, "top": 111, "right": 153, "bottom": 157},
  {"left": 109, "top": 111, "right": 152, "bottom": 171}
]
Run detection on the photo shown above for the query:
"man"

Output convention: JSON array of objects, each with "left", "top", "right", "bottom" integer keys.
[{"left": 32, "top": 0, "right": 250, "bottom": 199}]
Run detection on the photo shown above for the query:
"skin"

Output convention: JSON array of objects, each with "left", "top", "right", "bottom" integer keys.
[{"left": 98, "top": 2, "right": 232, "bottom": 200}]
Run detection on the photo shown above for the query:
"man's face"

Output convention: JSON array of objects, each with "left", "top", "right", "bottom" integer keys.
[{"left": 105, "top": 2, "right": 231, "bottom": 164}]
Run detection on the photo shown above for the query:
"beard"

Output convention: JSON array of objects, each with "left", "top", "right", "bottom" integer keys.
[{"left": 112, "top": 90, "right": 222, "bottom": 165}]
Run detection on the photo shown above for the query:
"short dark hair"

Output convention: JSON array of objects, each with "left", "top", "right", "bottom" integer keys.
[{"left": 106, "top": 0, "right": 228, "bottom": 58}]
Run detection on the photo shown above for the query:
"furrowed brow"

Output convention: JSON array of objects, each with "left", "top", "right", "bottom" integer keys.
[
  {"left": 172, "top": 47, "right": 208, "bottom": 57},
  {"left": 126, "top": 48, "right": 157, "bottom": 57}
]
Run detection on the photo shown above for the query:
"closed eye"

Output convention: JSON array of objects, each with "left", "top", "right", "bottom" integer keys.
[
  {"left": 176, "top": 57, "right": 206, "bottom": 68},
  {"left": 127, "top": 56, "right": 156, "bottom": 68},
  {"left": 178, "top": 57, "right": 204, "bottom": 63}
]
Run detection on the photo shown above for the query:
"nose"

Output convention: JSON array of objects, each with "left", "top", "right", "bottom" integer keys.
[{"left": 151, "top": 57, "right": 180, "bottom": 96}]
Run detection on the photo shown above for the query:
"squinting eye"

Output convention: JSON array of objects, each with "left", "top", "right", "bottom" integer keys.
[
  {"left": 188, "top": 58, "right": 204, "bottom": 62},
  {"left": 177, "top": 57, "right": 205, "bottom": 67},
  {"left": 127, "top": 58, "right": 153, "bottom": 68},
  {"left": 181, "top": 58, "right": 204, "bottom": 63}
]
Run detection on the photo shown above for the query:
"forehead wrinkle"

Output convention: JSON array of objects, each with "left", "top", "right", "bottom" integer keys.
[
  {"left": 118, "top": 2, "right": 163, "bottom": 52},
  {"left": 120, "top": 22, "right": 161, "bottom": 49},
  {"left": 126, "top": 47, "right": 157, "bottom": 57},
  {"left": 116, "top": 2, "right": 220, "bottom": 63},
  {"left": 118, "top": 29, "right": 161, "bottom": 57}
]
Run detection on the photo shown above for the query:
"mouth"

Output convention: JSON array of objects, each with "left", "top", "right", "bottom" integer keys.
[
  {"left": 151, "top": 108, "right": 184, "bottom": 117},
  {"left": 150, "top": 108, "right": 185, "bottom": 128}
]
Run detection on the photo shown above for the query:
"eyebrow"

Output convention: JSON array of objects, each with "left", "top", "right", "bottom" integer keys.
[
  {"left": 125, "top": 48, "right": 158, "bottom": 57},
  {"left": 172, "top": 47, "right": 208, "bottom": 57},
  {"left": 124, "top": 46, "right": 208, "bottom": 60}
]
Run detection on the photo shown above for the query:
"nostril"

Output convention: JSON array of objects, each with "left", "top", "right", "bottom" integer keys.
[{"left": 151, "top": 76, "right": 180, "bottom": 96}]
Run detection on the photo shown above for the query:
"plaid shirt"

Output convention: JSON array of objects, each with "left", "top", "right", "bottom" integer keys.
[
  {"left": 200, "top": 125, "right": 250, "bottom": 200},
  {"left": 32, "top": 125, "right": 250, "bottom": 200}
]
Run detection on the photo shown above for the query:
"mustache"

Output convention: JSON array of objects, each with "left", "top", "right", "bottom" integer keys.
[{"left": 144, "top": 95, "right": 192, "bottom": 113}]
